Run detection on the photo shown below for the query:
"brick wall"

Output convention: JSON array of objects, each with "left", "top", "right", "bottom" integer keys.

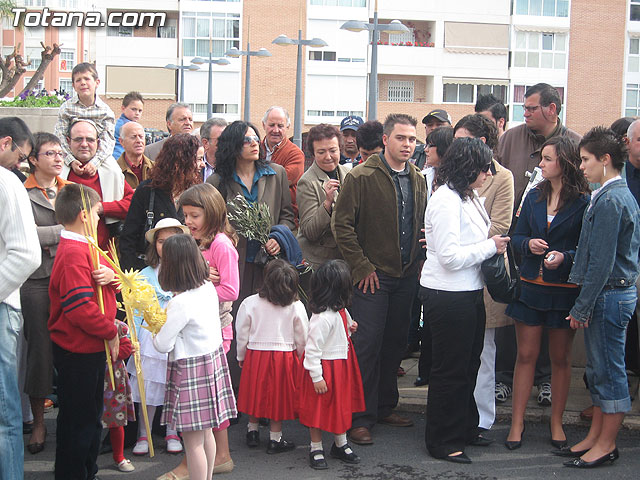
[{"left": 566, "top": 0, "right": 627, "bottom": 135}]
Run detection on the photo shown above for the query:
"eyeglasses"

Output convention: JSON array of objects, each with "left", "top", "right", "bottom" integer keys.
[
  {"left": 426, "top": 143, "right": 435, "bottom": 148},
  {"left": 12, "top": 141, "right": 29, "bottom": 163},
  {"left": 39, "top": 150, "right": 65, "bottom": 159},
  {"left": 481, "top": 162, "right": 493, "bottom": 173},
  {"left": 243, "top": 135, "right": 259, "bottom": 145},
  {"left": 523, "top": 105, "right": 542, "bottom": 114},
  {"left": 70, "top": 136, "right": 97, "bottom": 144}
]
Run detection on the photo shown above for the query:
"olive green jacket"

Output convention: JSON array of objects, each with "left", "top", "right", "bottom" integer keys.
[{"left": 331, "top": 153, "right": 427, "bottom": 284}]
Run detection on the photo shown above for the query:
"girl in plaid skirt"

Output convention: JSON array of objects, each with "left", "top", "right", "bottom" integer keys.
[{"left": 153, "top": 234, "right": 237, "bottom": 480}]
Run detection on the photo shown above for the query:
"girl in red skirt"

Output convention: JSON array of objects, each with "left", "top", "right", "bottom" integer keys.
[
  {"left": 297, "top": 260, "right": 365, "bottom": 470},
  {"left": 236, "top": 259, "right": 309, "bottom": 454},
  {"left": 153, "top": 235, "right": 237, "bottom": 480}
]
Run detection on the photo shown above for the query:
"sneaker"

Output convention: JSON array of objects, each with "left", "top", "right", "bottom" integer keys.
[
  {"left": 537, "top": 382, "right": 552, "bottom": 406},
  {"left": 132, "top": 437, "right": 149, "bottom": 456},
  {"left": 166, "top": 435, "right": 183, "bottom": 454},
  {"left": 116, "top": 458, "right": 135, "bottom": 472},
  {"left": 495, "top": 382, "right": 512, "bottom": 403}
]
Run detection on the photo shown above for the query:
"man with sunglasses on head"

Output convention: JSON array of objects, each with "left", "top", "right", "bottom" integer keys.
[
  {"left": 0, "top": 116, "right": 41, "bottom": 480},
  {"left": 61, "top": 119, "right": 133, "bottom": 249},
  {"left": 495, "top": 83, "right": 581, "bottom": 212}
]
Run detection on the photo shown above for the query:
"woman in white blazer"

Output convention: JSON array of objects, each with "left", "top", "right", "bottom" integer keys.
[{"left": 419, "top": 137, "right": 510, "bottom": 464}]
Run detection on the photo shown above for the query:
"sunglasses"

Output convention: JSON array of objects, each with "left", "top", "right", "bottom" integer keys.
[
  {"left": 481, "top": 162, "right": 493, "bottom": 173},
  {"left": 243, "top": 135, "right": 259, "bottom": 145}
]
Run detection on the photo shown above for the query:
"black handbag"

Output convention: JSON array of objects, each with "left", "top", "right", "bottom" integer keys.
[{"left": 481, "top": 242, "right": 521, "bottom": 304}]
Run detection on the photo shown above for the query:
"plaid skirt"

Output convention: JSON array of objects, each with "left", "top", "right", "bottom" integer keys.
[{"left": 161, "top": 346, "right": 237, "bottom": 432}]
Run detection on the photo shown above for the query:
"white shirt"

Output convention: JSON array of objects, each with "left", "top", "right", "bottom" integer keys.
[
  {"left": 235, "top": 294, "right": 308, "bottom": 362},
  {"left": 303, "top": 309, "right": 354, "bottom": 383},
  {"left": 0, "top": 167, "right": 40, "bottom": 309},
  {"left": 420, "top": 184, "right": 496, "bottom": 291},
  {"left": 153, "top": 282, "right": 221, "bottom": 361}
]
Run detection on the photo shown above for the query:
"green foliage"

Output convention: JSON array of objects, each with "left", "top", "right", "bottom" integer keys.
[
  {"left": 226, "top": 194, "right": 272, "bottom": 245},
  {"left": 0, "top": 89, "right": 67, "bottom": 107}
]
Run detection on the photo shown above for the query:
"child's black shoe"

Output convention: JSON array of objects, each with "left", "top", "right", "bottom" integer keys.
[
  {"left": 309, "top": 449, "right": 328, "bottom": 469},
  {"left": 330, "top": 443, "right": 360, "bottom": 464},
  {"left": 266, "top": 438, "right": 295, "bottom": 454},
  {"left": 246, "top": 430, "right": 259, "bottom": 448}
]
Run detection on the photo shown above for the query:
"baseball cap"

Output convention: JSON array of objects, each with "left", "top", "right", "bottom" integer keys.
[
  {"left": 340, "top": 115, "right": 364, "bottom": 132},
  {"left": 421, "top": 109, "right": 452, "bottom": 125}
]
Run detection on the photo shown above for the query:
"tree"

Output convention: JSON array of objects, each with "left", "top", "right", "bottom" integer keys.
[{"left": 19, "top": 42, "right": 62, "bottom": 95}]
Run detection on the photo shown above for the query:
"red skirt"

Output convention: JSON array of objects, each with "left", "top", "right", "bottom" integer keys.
[
  {"left": 237, "top": 349, "right": 299, "bottom": 421},
  {"left": 296, "top": 353, "right": 365, "bottom": 435}
]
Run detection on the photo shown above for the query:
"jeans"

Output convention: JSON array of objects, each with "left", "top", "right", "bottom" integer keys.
[
  {"left": 584, "top": 286, "right": 637, "bottom": 414},
  {"left": 0, "top": 303, "right": 24, "bottom": 480}
]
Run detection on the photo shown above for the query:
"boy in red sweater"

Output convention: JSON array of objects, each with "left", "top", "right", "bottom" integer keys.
[{"left": 48, "top": 183, "right": 120, "bottom": 480}]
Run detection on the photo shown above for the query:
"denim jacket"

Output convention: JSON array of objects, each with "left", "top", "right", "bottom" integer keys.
[
  {"left": 513, "top": 187, "right": 589, "bottom": 283},
  {"left": 568, "top": 179, "right": 640, "bottom": 323}
]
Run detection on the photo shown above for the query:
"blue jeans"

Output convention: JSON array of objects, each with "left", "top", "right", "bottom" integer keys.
[
  {"left": 584, "top": 286, "right": 637, "bottom": 413},
  {"left": 0, "top": 302, "right": 24, "bottom": 480}
]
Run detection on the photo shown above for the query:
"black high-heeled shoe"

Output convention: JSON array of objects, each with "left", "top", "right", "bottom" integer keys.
[
  {"left": 549, "top": 425, "right": 568, "bottom": 449},
  {"left": 551, "top": 445, "right": 589, "bottom": 457},
  {"left": 505, "top": 422, "right": 526, "bottom": 450},
  {"left": 563, "top": 448, "right": 619, "bottom": 468}
]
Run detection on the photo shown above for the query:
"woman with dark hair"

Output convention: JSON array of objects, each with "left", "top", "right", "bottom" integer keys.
[
  {"left": 120, "top": 133, "right": 202, "bottom": 270},
  {"left": 206, "top": 120, "right": 294, "bottom": 300},
  {"left": 505, "top": 136, "right": 590, "bottom": 451},
  {"left": 454, "top": 114, "right": 515, "bottom": 435},
  {"left": 419, "top": 137, "right": 510, "bottom": 464},
  {"left": 423, "top": 126, "right": 454, "bottom": 199},
  {"left": 20, "top": 132, "right": 71, "bottom": 454},
  {"left": 557, "top": 127, "right": 640, "bottom": 468},
  {"left": 297, "top": 124, "right": 349, "bottom": 269}
]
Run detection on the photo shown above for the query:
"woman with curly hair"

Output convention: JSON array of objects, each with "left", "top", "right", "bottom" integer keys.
[
  {"left": 505, "top": 136, "right": 590, "bottom": 451},
  {"left": 206, "top": 120, "right": 294, "bottom": 300},
  {"left": 120, "top": 133, "right": 202, "bottom": 270},
  {"left": 419, "top": 137, "right": 510, "bottom": 464}
]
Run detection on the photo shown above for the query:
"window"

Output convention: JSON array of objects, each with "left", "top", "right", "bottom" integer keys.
[
  {"left": 633, "top": 0, "right": 640, "bottom": 21},
  {"left": 389, "top": 28, "right": 415, "bottom": 44},
  {"left": 629, "top": 38, "right": 640, "bottom": 72},
  {"left": 626, "top": 84, "right": 640, "bottom": 116},
  {"left": 310, "top": 0, "right": 366, "bottom": 6},
  {"left": 512, "top": 84, "right": 565, "bottom": 121},
  {"left": 188, "top": 103, "right": 238, "bottom": 114},
  {"left": 24, "top": 77, "right": 45, "bottom": 91},
  {"left": 107, "top": 26, "right": 133, "bottom": 37},
  {"left": 388, "top": 80, "right": 414, "bottom": 102},
  {"left": 24, "top": 26, "right": 44, "bottom": 71},
  {"left": 182, "top": 12, "right": 240, "bottom": 58},
  {"left": 26, "top": 52, "right": 42, "bottom": 71},
  {"left": 443, "top": 83, "right": 473, "bottom": 103},
  {"left": 512, "top": 31, "right": 567, "bottom": 69},
  {"left": 23, "top": 0, "right": 46, "bottom": 5},
  {"left": 59, "top": 79, "right": 73, "bottom": 94},
  {"left": 158, "top": 18, "right": 177, "bottom": 39},
  {"left": 309, "top": 51, "right": 336, "bottom": 61},
  {"left": 59, "top": 50, "right": 75, "bottom": 72},
  {"left": 307, "top": 110, "right": 321, "bottom": 116},
  {"left": 514, "top": 0, "right": 569, "bottom": 17},
  {"left": 477, "top": 84, "right": 508, "bottom": 103}
]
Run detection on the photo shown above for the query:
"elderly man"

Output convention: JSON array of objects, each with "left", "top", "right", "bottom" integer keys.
[
  {"left": 62, "top": 119, "right": 133, "bottom": 249},
  {"left": 144, "top": 102, "right": 194, "bottom": 161},
  {"left": 0, "top": 117, "right": 41, "bottom": 480},
  {"left": 261, "top": 106, "right": 305, "bottom": 223},
  {"left": 117, "top": 121, "right": 153, "bottom": 189},
  {"left": 332, "top": 114, "right": 427, "bottom": 445},
  {"left": 200, "top": 117, "right": 227, "bottom": 181}
]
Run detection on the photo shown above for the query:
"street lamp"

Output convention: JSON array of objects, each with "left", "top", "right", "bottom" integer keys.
[
  {"left": 225, "top": 45, "right": 271, "bottom": 122},
  {"left": 341, "top": 4, "right": 409, "bottom": 121},
  {"left": 272, "top": 32, "right": 327, "bottom": 148},
  {"left": 192, "top": 49, "right": 231, "bottom": 120},
  {"left": 164, "top": 60, "right": 200, "bottom": 102}
]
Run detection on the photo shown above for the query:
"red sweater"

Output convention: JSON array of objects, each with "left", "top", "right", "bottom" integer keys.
[
  {"left": 67, "top": 171, "right": 134, "bottom": 250},
  {"left": 262, "top": 137, "right": 304, "bottom": 224},
  {"left": 48, "top": 235, "right": 118, "bottom": 353}
]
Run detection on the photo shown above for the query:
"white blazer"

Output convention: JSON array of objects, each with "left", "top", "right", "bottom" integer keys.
[{"left": 420, "top": 184, "right": 496, "bottom": 291}]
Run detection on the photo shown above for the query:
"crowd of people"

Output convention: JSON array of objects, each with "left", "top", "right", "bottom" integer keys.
[{"left": 1, "top": 60, "right": 639, "bottom": 480}]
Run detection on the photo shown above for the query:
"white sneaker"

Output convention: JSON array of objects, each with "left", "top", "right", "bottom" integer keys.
[
  {"left": 117, "top": 458, "right": 135, "bottom": 472},
  {"left": 166, "top": 435, "right": 183, "bottom": 454},
  {"left": 132, "top": 437, "right": 149, "bottom": 456}
]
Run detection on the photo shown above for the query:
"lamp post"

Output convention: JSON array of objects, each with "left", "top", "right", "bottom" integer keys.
[
  {"left": 192, "top": 46, "right": 231, "bottom": 120},
  {"left": 272, "top": 31, "right": 327, "bottom": 148},
  {"left": 341, "top": 3, "right": 409, "bottom": 121},
  {"left": 164, "top": 60, "right": 200, "bottom": 102},
  {"left": 225, "top": 45, "right": 271, "bottom": 122}
]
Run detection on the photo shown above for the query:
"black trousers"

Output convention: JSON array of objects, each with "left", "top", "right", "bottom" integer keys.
[
  {"left": 350, "top": 271, "right": 417, "bottom": 430},
  {"left": 53, "top": 343, "right": 105, "bottom": 480},
  {"left": 421, "top": 287, "right": 485, "bottom": 458}
]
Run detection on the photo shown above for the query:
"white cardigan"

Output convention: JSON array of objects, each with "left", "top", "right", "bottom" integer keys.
[
  {"left": 235, "top": 294, "right": 309, "bottom": 362},
  {"left": 420, "top": 184, "right": 496, "bottom": 291},
  {"left": 153, "top": 282, "right": 221, "bottom": 361},
  {"left": 303, "top": 309, "right": 354, "bottom": 383}
]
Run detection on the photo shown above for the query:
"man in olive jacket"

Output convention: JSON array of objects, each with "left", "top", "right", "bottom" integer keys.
[{"left": 332, "top": 114, "right": 427, "bottom": 444}]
